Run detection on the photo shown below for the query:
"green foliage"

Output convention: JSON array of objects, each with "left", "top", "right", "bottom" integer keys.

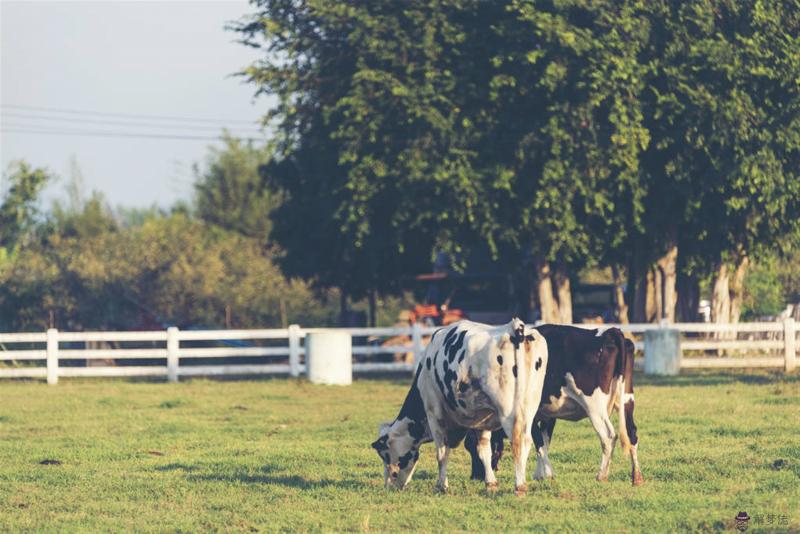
[
  {"left": 0, "top": 208, "right": 338, "bottom": 331},
  {"left": 0, "top": 375, "right": 798, "bottom": 531},
  {"left": 641, "top": 0, "right": 800, "bottom": 267},
  {"left": 742, "top": 250, "right": 800, "bottom": 319},
  {"left": 0, "top": 160, "right": 50, "bottom": 252},
  {"left": 233, "top": 0, "right": 658, "bottom": 293},
  {"left": 194, "top": 134, "right": 277, "bottom": 240},
  {"left": 742, "top": 257, "right": 786, "bottom": 319}
]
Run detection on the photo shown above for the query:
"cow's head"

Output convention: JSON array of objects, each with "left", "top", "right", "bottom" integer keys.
[{"left": 371, "top": 418, "right": 426, "bottom": 489}]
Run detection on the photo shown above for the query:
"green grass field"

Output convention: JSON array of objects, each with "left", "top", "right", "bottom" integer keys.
[{"left": 1, "top": 372, "right": 798, "bottom": 533}]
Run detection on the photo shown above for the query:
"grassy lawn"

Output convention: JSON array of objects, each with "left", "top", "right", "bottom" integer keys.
[{"left": 1, "top": 372, "right": 798, "bottom": 533}]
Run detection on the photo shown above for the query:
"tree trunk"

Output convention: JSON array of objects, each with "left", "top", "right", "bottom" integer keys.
[
  {"left": 645, "top": 267, "right": 658, "bottom": 322},
  {"left": 729, "top": 254, "right": 749, "bottom": 324},
  {"left": 368, "top": 288, "right": 377, "bottom": 327},
  {"left": 656, "top": 243, "right": 678, "bottom": 322},
  {"left": 534, "top": 256, "right": 560, "bottom": 323},
  {"left": 611, "top": 265, "right": 629, "bottom": 324},
  {"left": 651, "top": 265, "right": 663, "bottom": 322},
  {"left": 279, "top": 296, "right": 288, "bottom": 329},
  {"left": 339, "top": 289, "right": 349, "bottom": 327},
  {"left": 711, "top": 262, "right": 730, "bottom": 324},
  {"left": 676, "top": 272, "right": 699, "bottom": 322},
  {"left": 553, "top": 264, "right": 572, "bottom": 324}
]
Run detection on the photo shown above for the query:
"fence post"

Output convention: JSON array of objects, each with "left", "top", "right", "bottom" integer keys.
[
  {"left": 46, "top": 328, "right": 59, "bottom": 385},
  {"left": 167, "top": 326, "right": 179, "bottom": 383},
  {"left": 644, "top": 326, "right": 681, "bottom": 376},
  {"left": 411, "top": 322, "right": 423, "bottom": 368},
  {"left": 784, "top": 317, "right": 796, "bottom": 373},
  {"left": 288, "top": 324, "right": 301, "bottom": 377}
]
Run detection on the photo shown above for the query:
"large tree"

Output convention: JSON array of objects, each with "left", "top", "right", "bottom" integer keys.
[{"left": 630, "top": 0, "right": 800, "bottom": 324}]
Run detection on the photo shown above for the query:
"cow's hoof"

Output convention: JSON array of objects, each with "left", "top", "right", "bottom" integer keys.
[
  {"left": 485, "top": 481, "right": 499, "bottom": 493},
  {"left": 514, "top": 484, "right": 528, "bottom": 497},
  {"left": 434, "top": 484, "right": 448, "bottom": 494},
  {"left": 596, "top": 473, "right": 609, "bottom": 482},
  {"left": 632, "top": 471, "right": 644, "bottom": 486}
]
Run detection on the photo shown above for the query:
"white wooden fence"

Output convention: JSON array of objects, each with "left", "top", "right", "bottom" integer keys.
[{"left": 0, "top": 319, "right": 796, "bottom": 384}]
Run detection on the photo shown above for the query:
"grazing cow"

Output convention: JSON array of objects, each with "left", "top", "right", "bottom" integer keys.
[
  {"left": 371, "top": 319, "right": 548, "bottom": 495},
  {"left": 465, "top": 324, "right": 644, "bottom": 486}
]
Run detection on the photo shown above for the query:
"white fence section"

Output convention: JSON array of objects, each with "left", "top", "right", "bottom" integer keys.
[{"left": 0, "top": 319, "right": 796, "bottom": 384}]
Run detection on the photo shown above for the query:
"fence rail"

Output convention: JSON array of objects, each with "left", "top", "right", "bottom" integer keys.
[{"left": 0, "top": 319, "right": 796, "bottom": 384}]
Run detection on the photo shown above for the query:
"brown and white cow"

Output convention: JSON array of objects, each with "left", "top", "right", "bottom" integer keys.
[
  {"left": 371, "top": 319, "right": 548, "bottom": 495},
  {"left": 465, "top": 324, "right": 644, "bottom": 486}
]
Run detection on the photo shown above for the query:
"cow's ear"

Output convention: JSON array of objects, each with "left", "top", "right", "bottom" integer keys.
[
  {"left": 378, "top": 421, "right": 392, "bottom": 435},
  {"left": 372, "top": 433, "right": 389, "bottom": 452}
]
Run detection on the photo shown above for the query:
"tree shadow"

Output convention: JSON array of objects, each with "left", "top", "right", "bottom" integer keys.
[{"left": 635, "top": 370, "right": 800, "bottom": 387}]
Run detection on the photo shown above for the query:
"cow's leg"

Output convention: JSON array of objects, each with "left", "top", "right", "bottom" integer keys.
[
  {"left": 565, "top": 374, "right": 616, "bottom": 482},
  {"left": 503, "top": 414, "right": 533, "bottom": 496},
  {"left": 490, "top": 430, "right": 505, "bottom": 472},
  {"left": 428, "top": 419, "right": 450, "bottom": 493},
  {"left": 464, "top": 430, "right": 485, "bottom": 481},
  {"left": 587, "top": 407, "right": 616, "bottom": 482},
  {"left": 475, "top": 430, "right": 499, "bottom": 491},
  {"left": 532, "top": 418, "right": 556, "bottom": 480},
  {"left": 624, "top": 398, "right": 644, "bottom": 486}
]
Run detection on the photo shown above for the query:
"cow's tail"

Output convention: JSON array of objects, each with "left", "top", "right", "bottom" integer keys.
[
  {"left": 617, "top": 333, "right": 635, "bottom": 457},
  {"left": 618, "top": 377, "right": 632, "bottom": 456},
  {"left": 511, "top": 319, "right": 527, "bottom": 456}
]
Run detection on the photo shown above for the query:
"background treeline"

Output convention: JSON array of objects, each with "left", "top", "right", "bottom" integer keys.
[
  {"left": 231, "top": 0, "right": 800, "bottom": 324},
  {"left": 2, "top": 0, "right": 800, "bottom": 331}
]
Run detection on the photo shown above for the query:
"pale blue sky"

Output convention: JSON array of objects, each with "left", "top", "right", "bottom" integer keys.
[{"left": 1, "top": 0, "right": 269, "bottom": 209}]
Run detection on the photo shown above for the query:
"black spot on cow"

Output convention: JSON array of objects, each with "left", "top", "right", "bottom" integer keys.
[
  {"left": 407, "top": 419, "right": 426, "bottom": 442},
  {"left": 426, "top": 357, "right": 431, "bottom": 370},
  {"left": 433, "top": 367, "right": 448, "bottom": 403},
  {"left": 458, "top": 399, "right": 467, "bottom": 408},
  {"left": 525, "top": 334, "right": 535, "bottom": 342},
  {"left": 392, "top": 363, "right": 429, "bottom": 449},
  {"left": 497, "top": 355, "right": 503, "bottom": 366},
  {"left": 512, "top": 365, "right": 518, "bottom": 378},
  {"left": 510, "top": 324, "right": 525, "bottom": 349},
  {"left": 442, "top": 327, "right": 458, "bottom": 353},
  {"left": 446, "top": 427, "right": 467, "bottom": 448},
  {"left": 443, "top": 365, "right": 459, "bottom": 410},
  {"left": 535, "top": 357, "right": 542, "bottom": 370},
  {"left": 398, "top": 450, "right": 415, "bottom": 469},
  {"left": 457, "top": 350, "right": 465, "bottom": 363},
  {"left": 447, "top": 330, "right": 468, "bottom": 363},
  {"left": 458, "top": 382, "right": 469, "bottom": 393}
]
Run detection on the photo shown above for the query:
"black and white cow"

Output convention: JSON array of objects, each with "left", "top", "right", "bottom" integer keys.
[
  {"left": 465, "top": 324, "right": 644, "bottom": 486},
  {"left": 371, "top": 319, "right": 548, "bottom": 495}
]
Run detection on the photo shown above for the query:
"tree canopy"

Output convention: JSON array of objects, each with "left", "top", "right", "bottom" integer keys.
[{"left": 233, "top": 0, "right": 800, "bottom": 323}]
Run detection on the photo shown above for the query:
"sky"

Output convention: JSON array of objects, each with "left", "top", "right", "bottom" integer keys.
[{"left": 0, "top": 0, "right": 269, "bottom": 209}]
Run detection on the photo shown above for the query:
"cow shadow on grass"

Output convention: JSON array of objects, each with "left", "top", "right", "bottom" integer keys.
[{"left": 183, "top": 461, "right": 364, "bottom": 491}]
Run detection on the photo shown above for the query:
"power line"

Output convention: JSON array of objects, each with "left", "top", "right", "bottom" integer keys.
[
  {"left": 1, "top": 127, "right": 263, "bottom": 142},
  {"left": 1, "top": 104, "right": 260, "bottom": 125},
  {"left": 2, "top": 111, "right": 265, "bottom": 133}
]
